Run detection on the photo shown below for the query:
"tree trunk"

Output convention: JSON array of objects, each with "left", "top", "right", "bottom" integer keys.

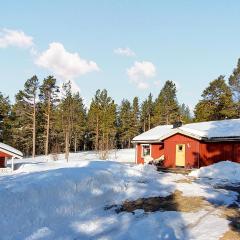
[
  {"left": 65, "top": 130, "right": 69, "bottom": 161},
  {"left": 74, "top": 136, "right": 77, "bottom": 153},
  {"left": 95, "top": 115, "right": 99, "bottom": 151},
  {"left": 45, "top": 97, "right": 50, "bottom": 156},
  {"left": 148, "top": 114, "right": 151, "bottom": 130},
  {"left": 32, "top": 97, "right": 36, "bottom": 158}
]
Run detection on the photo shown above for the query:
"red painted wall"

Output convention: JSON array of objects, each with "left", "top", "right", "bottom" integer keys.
[
  {"left": 0, "top": 151, "right": 11, "bottom": 168},
  {"left": 199, "top": 142, "right": 240, "bottom": 166},
  {"left": 163, "top": 133, "right": 200, "bottom": 168},
  {"left": 0, "top": 151, "right": 10, "bottom": 158},
  {"left": 136, "top": 134, "right": 240, "bottom": 167},
  {"left": 136, "top": 144, "right": 144, "bottom": 164},
  {"left": 136, "top": 143, "right": 164, "bottom": 164}
]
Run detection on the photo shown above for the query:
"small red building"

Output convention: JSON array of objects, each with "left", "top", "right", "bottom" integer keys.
[
  {"left": 0, "top": 142, "right": 23, "bottom": 168},
  {"left": 132, "top": 119, "right": 240, "bottom": 168}
]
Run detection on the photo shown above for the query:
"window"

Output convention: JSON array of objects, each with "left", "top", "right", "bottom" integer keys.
[
  {"left": 178, "top": 145, "right": 183, "bottom": 152},
  {"left": 142, "top": 144, "right": 151, "bottom": 157}
]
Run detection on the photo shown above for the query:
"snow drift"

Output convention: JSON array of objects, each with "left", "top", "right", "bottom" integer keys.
[
  {"left": 190, "top": 161, "right": 240, "bottom": 183},
  {"left": 0, "top": 157, "right": 236, "bottom": 239}
]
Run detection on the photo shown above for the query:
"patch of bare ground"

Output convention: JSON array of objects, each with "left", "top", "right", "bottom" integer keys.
[
  {"left": 112, "top": 190, "right": 210, "bottom": 213},
  {"left": 175, "top": 178, "right": 195, "bottom": 184},
  {"left": 105, "top": 177, "right": 240, "bottom": 239},
  {"left": 218, "top": 207, "right": 240, "bottom": 240}
]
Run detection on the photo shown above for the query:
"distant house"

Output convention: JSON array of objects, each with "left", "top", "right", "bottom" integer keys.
[
  {"left": 0, "top": 143, "right": 23, "bottom": 168},
  {"left": 132, "top": 119, "right": 240, "bottom": 168}
]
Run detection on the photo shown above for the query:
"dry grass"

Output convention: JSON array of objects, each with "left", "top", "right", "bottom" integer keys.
[
  {"left": 106, "top": 176, "right": 240, "bottom": 239},
  {"left": 116, "top": 190, "right": 210, "bottom": 213},
  {"left": 219, "top": 207, "right": 240, "bottom": 240}
]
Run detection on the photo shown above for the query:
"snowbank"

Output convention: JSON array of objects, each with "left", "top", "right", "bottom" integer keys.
[
  {"left": 189, "top": 161, "right": 240, "bottom": 183},
  {"left": 0, "top": 160, "right": 230, "bottom": 240}
]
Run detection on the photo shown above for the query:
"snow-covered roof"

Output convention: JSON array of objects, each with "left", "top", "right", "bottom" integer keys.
[
  {"left": 181, "top": 119, "right": 240, "bottom": 139},
  {"left": 0, "top": 142, "right": 23, "bottom": 158},
  {"left": 132, "top": 119, "right": 240, "bottom": 142},
  {"left": 132, "top": 125, "right": 173, "bottom": 142}
]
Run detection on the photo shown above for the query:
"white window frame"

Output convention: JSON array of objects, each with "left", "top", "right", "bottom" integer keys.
[{"left": 141, "top": 144, "right": 151, "bottom": 158}]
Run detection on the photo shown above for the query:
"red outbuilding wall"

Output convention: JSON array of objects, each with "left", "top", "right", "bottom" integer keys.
[
  {"left": 199, "top": 142, "right": 240, "bottom": 166},
  {"left": 0, "top": 151, "right": 10, "bottom": 168},
  {"left": 136, "top": 133, "right": 240, "bottom": 168},
  {"left": 136, "top": 144, "right": 144, "bottom": 164},
  {"left": 136, "top": 143, "right": 164, "bottom": 164},
  {"left": 163, "top": 133, "right": 200, "bottom": 168}
]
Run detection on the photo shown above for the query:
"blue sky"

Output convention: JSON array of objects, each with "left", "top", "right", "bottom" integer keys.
[{"left": 0, "top": 1, "right": 240, "bottom": 110}]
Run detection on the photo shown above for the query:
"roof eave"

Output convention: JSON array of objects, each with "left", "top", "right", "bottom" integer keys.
[
  {"left": 159, "top": 129, "right": 204, "bottom": 141},
  {"left": 132, "top": 139, "right": 163, "bottom": 144},
  {"left": 0, "top": 147, "right": 23, "bottom": 159},
  {"left": 204, "top": 137, "right": 240, "bottom": 142}
]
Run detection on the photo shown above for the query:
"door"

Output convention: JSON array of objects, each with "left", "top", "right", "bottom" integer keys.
[{"left": 176, "top": 144, "right": 185, "bottom": 167}]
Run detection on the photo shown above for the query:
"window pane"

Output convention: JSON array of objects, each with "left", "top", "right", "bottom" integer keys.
[{"left": 142, "top": 145, "right": 150, "bottom": 156}]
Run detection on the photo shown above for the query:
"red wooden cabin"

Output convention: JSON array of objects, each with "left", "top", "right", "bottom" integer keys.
[
  {"left": 0, "top": 143, "right": 23, "bottom": 168},
  {"left": 132, "top": 119, "right": 240, "bottom": 168}
]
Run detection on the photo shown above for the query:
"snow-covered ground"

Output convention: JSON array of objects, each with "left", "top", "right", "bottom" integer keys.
[
  {"left": 0, "top": 152, "right": 239, "bottom": 240},
  {"left": 11, "top": 148, "right": 136, "bottom": 167}
]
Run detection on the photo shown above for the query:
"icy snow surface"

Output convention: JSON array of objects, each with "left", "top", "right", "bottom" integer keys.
[
  {"left": 190, "top": 160, "right": 240, "bottom": 184},
  {"left": 0, "top": 152, "right": 238, "bottom": 239}
]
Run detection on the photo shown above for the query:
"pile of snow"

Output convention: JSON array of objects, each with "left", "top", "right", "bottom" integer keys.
[
  {"left": 190, "top": 161, "right": 240, "bottom": 183},
  {"left": 0, "top": 161, "right": 184, "bottom": 239},
  {"left": 0, "top": 160, "right": 230, "bottom": 240}
]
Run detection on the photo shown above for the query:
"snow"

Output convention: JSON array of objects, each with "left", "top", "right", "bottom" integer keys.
[
  {"left": 132, "top": 118, "right": 240, "bottom": 142},
  {"left": 182, "top": 119, "right": 240, "bottom": 139},
  {"left": 0, "top": 154, "right": 238, "bottom": 239},
  {"left": 177, "top": 182, "right": 238, "bottom": 206},
  {"left": 132, "top": 125, "right": 173, "bottom": 141},
  {"left": 190, "top": 160, "right": 240, "bottom": 183},
  {"left": 0, "top": 142, "right": 23, "bottom": 157},
  {"left": 12, "top": 148, "right": 136, "bottom": 167}
]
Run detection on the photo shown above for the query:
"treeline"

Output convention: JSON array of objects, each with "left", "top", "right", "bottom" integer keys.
[{"left": 0, "top": 58, "right": 239, "bottom": 158}]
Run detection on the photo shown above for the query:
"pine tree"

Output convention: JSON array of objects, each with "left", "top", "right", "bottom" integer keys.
[
  {"left": 146, "top": 94, "right": 154, "bottom": 130},
  {"left": 87, "top": 89, "right": 117, "bottom": 158},
  {"left": 58, "top": 81, "right": 74, "bottom": 161},
  {"left": 194, "top": 75, "right": 235, "bottom": 121},
  {"left": 14, "top": 76, "right": 39, "bottom": 157},
  {"left": 98, "top": 90, "right": 117, "bottom": 158},
  {"left": 229, "top": 58, "right": 240, "bottom": 117},
  {"left": 87, "top": 90, "right": 101, "bottom": 150},
  {"left": 153, "top": 80, "right": 179, "bottom": 125},
  {"left": 0, "top": 92, "right": 11, "bottom": 143},
  {"left": 71, "top": 92, "right": 87, "bottom": 152},
  {"left": 179, "top": 103, "right": 192, "bottom": 123},
  {"left": 119, "top": 99, "right": 132, "bottom": 148},
  {"left": 131, "top": 97, "right": 140, "bottom": 137},
  {"left": 39, "top": 76, "right": 59, "bottom": 156},
  {"left": 140, "top": 99, "right": 148, "bottom": 132}
]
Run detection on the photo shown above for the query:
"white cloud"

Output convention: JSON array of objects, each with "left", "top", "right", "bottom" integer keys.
[
  {"left": 114, "top": 47, "right": 135, "bottom": 57},
  {"left": 0, "top": 29, "right": 33, "bottom": 48},
  {"left": 127, "top": 61, "right": 156, "bottom": 89},
  {"left": 35, "top": 42, "right": 100, "bottom": 81}
]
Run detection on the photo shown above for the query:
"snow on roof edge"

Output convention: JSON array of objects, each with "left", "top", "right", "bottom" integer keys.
[
  {"left": 132, "top": 118, "right": 240, "bottom": 142},
  {"left": 0, "top": 142, "right": 23, "bottom": 157}
]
